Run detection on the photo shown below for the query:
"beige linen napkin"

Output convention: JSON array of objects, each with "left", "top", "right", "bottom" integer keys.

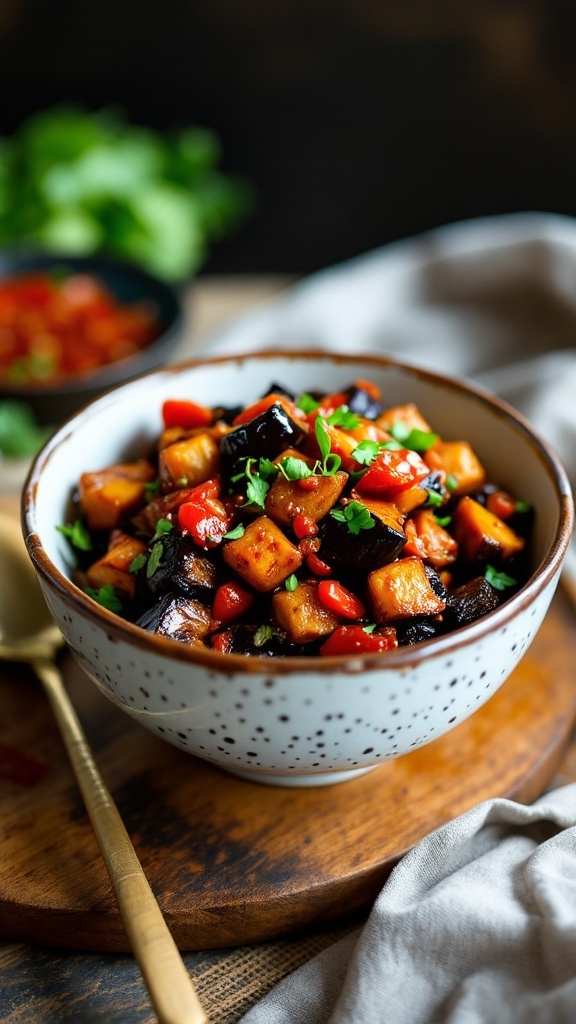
[{"left": 202, "top": 212, "right": 576, "bottom": 1024}]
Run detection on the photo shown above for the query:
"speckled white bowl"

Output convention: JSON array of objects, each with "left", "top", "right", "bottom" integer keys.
[{"left": 23, "top": 351, "right": 574, "bottom": 786}]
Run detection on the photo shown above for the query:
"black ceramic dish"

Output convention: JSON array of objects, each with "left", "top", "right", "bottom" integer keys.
[{"left": 0, "top": 250, "right": 185, "bottom": 424}]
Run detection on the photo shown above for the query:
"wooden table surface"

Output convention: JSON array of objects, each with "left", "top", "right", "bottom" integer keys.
[{"left": 1, "top": 276, "right": 575, "bottom": 1024}]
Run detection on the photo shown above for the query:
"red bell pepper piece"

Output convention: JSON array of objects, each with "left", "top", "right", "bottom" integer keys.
[
  {"left": 317, "top": 580, "right": 365, "bottom": 620},
  {"left": 212, "top": 581, "right": 254, "bottom": 627},
  {"left": 178, "top": 479, "right": 232, "bottom": 549},
  {"left": 162, "top": 399, "right": 213, "bottom": 430},
  {"left": 355, "top": 448, "right": 429, "bottom": 498},
  {"left": 292, "top": 513, "right": 318, "bottom": 539},
  {"left": 319, "top": 625, "right": 398, "bottom": 657}
]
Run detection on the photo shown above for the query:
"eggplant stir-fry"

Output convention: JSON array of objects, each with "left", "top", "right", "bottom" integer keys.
[{"left": 60, "top": 381, "right": 532, "bottom": 657}]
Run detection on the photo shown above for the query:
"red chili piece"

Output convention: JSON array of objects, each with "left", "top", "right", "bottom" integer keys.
[
  {"left": 355, "top": 447, "right": 429, "bottom": 498},
  {"left": 306, "top": 553, "right": 332, "bottom": 577},
  {"left": 212, "top": 582, "right": 254, "bottom": 627},
  {"left": 319, "top": 625, "right": 397, "bottom": 657},
  {"left": 292, "top": 513, "right": 318, "bottom": 539},
  {"left": 162, "top": 399, "right": 213, "bottom": 430},
  {"left": 178, "top": 480, "right": 232, "bottom": 549},
  {"left": 317, "top": 580, "right": 365, "bottom": 620}
]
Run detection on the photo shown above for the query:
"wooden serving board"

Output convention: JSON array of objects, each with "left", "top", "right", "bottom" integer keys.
[{"left": 1, "top": 589, "right": 576, "bottom": 953}]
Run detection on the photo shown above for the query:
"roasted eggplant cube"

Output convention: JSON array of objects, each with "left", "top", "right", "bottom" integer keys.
[
  {"left": 213, "top": 623, "right": 302, "bottom": 657},
  {"left": 272, "top": 580, "right": 340, "bottom": 643},
  {"left": 345, "top": 385, "right": 384, "bottom": 420},
  {"left": 223, "top": 515, "right": 303, "bottom": 591},
  {"left": 368, "top": 556, "right": 446, "bottom": 623},
  {"left": 444, "top": 576, "right": 501, "bottom": 629},
  {"left": 395, "top": 617, "right": 444, "bottom": 646},
  {"left": 159, "top": 433, "right": 220, "bottom": 491},
  {"left": 265, "top": 471, "right": 348, "bottom": 526},
  {"left": 453, "top": 496, "right": 525, "bottom": 564},
  {"left": 319, "top": 501, "right": 406, "bottom": 570},
  {"left": 145, "top": 532, "right": 217, "bottom": 598},
  {"left": 136, "top": 593, "right": 212, "bottom": 644},
  {"left": 220, "top": 403, "right": 305, "bottom": 469}
]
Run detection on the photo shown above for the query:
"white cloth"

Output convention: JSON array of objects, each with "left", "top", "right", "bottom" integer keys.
[
  {"left": 200, "top": 212, "right": 576, "bottom": 1024},
  {"left": 238, "top": 785, "right": 576, "bottom": 1024}
]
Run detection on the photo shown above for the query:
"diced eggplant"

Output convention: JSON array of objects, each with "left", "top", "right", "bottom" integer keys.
[
  {"left": 444, "top": 576, "right": 500, "bottom": 629},
  {"left": 213, "top": 622, "right": 304, "bottom": 657},
  {"left": 220, "top": 402, "right": 305, "bottom": 469},
  {"left": 136, "top": 593, "right": 212, "bottom": 644},
  {"left": 368, "top": 556, "right": 447, "bottom": 623},
  {"left": 395, "top": 617, "right": 444, "bottom": 645},
  {"left": 272, "top": 580, "right": 339, "bottom": 643},
  {"left": 424, "top": 564, "right": 448, "bottom": 601},
  {"left": 345, "top": 385, "right": 384, "bottom": 420},
  {"left": 319, "top": 503, "right": 406, "bottom": 570},
  {"left": 263, "top": 382, "right": 296, "bottom": 401},
  {"left": 211, "top": 404, "right": 243, "bottom": 425},
  {"left": 223, "top": 515, "right": 302, "bottom": 591},
  {"left": 145, "top": 532, "right": 217, "bottom": 598}
]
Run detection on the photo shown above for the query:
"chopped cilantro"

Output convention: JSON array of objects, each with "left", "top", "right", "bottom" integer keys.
[
  {"left": 445, "top": 474, "right": 458, "bottom": 492},
  {"left": 390, "top": 422, "right": 438, "bottom": 451},
  {"left": 314, "top": 416, "right": 342, "bottom": 476},
  {"left": 144, "top": 478, "right": 160, "bottom": 501},
  {"left": 515, "top": 500, "right": 531, "bottom": 513},
  {"left": 85, "top": 584, "right": 123, "bottom": 612},
  {"left": 56, "top": 519, "right": 92, "bottom": 552},
  {"left": 297, "top": 393, "right": 320, "bottom": 414},
  {"left": 253, "top": 624, "right": 275, "bottom": 647},
  {"left": 362, "top": 623, "right": 377, "bottom": 634},
  {"left": 330, "top": 500, "right": 375, "bottom": 536},
  {"left": 129, "top": 552, "right": 148, "bottom": 573},
  {"left": 223, "top": 523, "right": 245, "bottom": 540},
  {"left": 146, "top": 541, "right": 165, "bottom": 579},
  {"left": 327, "top": 405, "right": 361, "bottom": 430},
  {"left": 425, "top": 489, "right": 444, "bottom": 508},
  {"left": 350, "top": 440, "right": 380, "bottom": 466},
  {"left": 277, "top": 456, "right": 313, "bottom": 481},
  {"left": 485, "top": 565, "right": 517, "bottom": 591},
  {"left": 434, "top": 514, "right": 452, "bottom": 528},
  {"left": 151, "top": 517, "right": 174, "bottom": 542},
  {"left": 245, "top": 458, "right": 270, "bottom": 508},
  {"left": 285, "top": 574, "right": 299, "bottom": 591}
]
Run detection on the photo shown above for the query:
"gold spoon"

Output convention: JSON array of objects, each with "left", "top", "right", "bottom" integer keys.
[{"left": 0, "top": 509, "right": 209, "bottom": 1024}]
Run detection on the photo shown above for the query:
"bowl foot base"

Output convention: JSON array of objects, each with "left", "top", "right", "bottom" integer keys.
[{"left": 223, "top": 764, "right": 379, "bottom": 787}]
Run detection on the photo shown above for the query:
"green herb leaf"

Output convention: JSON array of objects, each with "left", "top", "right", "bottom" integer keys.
[
  {"left": 485, "top": 565, "right": 518, "bottom": 591},
  {"left": 245, "top": 458, "right": 270, "bottom": 509},
  {"left": 151, "top": 517, "right": 173, "bottom": 542},
  {"left": 258, "top": 458, "right": 278, "bottom": 480},
  {"left": 253, "top": 624, "right": 274, "bottom": 647},
  {"left": 515, "top": 500, "right": 531, "bottom": 513},
  {"left": 425, "top": 489, "right": 444, "bottom": 508},
  {"left": 85, "top": 584, "right": 123, "bottom": 612},
  {"left": 56, "top": 519, "right": 93, "bottom": 551},
  {"left": 434, "top": 514, "right": 452, "bottom": 528},
  {"left": 315, "top": 416, "right": 331, "bottom": 465},
  {"left": 327, "top": 405, "right": 361, "bottom": 430},
  {"left": 146, "top": 541, "right": 165, "bottom": 579},
  {"left": 445, "top": 474, "right": 458, "bottom": 492},
  {"left": 330, "top": 500, "right": 375, "bottom": 536},
  {"left": 129, "top": 552, "right": 148, "bottom": 573},
  {"left": 297, "top": 393, "right": 320, "bottom": 414},
  {"left": 144, "top": 478, "right": 160, "bottom": 501},
  {"left": 278, "top": 456, "right": 313, "bottom": 481},
  {"left": 223, "top": 523, "right": 245, "bottom": 540},
  {"left": 390, "top": 422, "right": 438, "bottom": 451},
  {"left": 350, "top": 440, "right": 380, "bottom": 466},
  {"left": 362, "top": 623, "right": 377, "bottom": 634},
  {"left": 285, "top": 574, "right": 299, "bottom": 591}
]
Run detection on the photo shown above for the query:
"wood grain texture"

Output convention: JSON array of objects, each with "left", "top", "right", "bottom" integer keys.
[{"left": 1, "top": 589, "right": 575, "bottom": 953}]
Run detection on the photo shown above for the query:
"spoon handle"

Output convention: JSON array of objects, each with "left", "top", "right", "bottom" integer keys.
[{"left": 33, "top": 655, "right": 209, "bottom": 1024}]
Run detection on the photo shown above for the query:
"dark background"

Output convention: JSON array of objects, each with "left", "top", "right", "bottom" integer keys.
[{"left": 0, "top": 0, "right": 574, "bottom": 274}]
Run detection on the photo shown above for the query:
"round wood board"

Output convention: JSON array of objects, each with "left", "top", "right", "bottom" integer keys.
[{"left": 1, "top": 589, "right": 575, "bottom": 953}]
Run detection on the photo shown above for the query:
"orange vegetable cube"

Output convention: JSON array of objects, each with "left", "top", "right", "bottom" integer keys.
[
  {"left": 223, "top": 516, "right": 302, "bottom": 591},
  {"left": 376, "top": 402, "right": 433, "bottom": 434},
  {"left": 453, "top": 496, "right": 525, "bottom": 563},
  {"left": 85, "top": 531, "right": 147, "bottom": 600},
  {"left": 424, "top": 440, "right": 486, "bottom": 496},
  {"left": 368, "top": 556, "right": 446, "bottom": 622},
  {"left": 272, "top": 580, "right": 339, "bottom": 643},
  {"left": 265, "top": 471, "right": 348, "bottom": 526},
  {"left": 159, "top": 432, "right": 220, "bottom": 490},
  {"left": 79, "top": 459, "right": 156, "bottom": 531},
  {"left": 404, "top": 509, "right": 458, "bottom": 568}
]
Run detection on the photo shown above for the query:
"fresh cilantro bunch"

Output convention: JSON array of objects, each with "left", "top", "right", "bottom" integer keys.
[{"left": 0, "top": 105, "right": 254, "bottom": 282}]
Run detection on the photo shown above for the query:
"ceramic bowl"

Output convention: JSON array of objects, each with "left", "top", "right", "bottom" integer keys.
[
  {"left": 23, "top": 351, "right": 573, "bottom": 787},
  {"left": 0, "top": 249, "right": 184, "bottom": 425}
]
